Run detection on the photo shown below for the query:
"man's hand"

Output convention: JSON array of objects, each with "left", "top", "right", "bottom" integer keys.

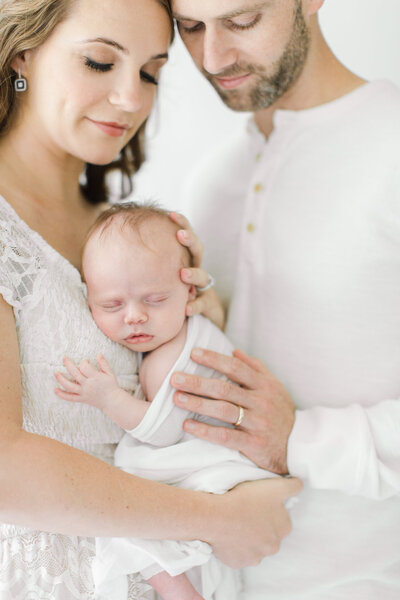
[
  {"left": 54, "top": 353, "right": 119, "bottom": 412},
  {"left": 171, "top": 348, "right": 295, "bottom": 474}
]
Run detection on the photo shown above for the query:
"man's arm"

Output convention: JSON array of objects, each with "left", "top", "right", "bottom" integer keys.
[{"left": 171, "top": 347, "right": 400, "bottom": 499}]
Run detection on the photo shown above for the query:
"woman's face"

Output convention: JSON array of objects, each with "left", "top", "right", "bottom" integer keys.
[{"left": 17, "top": 0, "right": 171, "bottom": 165}]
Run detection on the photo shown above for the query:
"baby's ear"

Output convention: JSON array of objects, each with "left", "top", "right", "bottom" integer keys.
[{"left": 188, "top": 284, "right": 197, "bottom": 300}]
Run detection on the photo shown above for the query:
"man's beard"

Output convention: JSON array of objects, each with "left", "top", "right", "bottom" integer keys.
[{"left": 203, "top": 2, "right": 310, "bottom": 112}]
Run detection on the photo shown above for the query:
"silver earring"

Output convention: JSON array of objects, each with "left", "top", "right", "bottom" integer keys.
[{"left": 14, "top": 68, "right": 27, "bottom": 92}]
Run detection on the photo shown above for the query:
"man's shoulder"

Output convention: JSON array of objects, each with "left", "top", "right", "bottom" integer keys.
[
  {"left": 359, "top": 81, "right": 400, "bottom": 150},
  {"left": 359, "top": 80, "right": 400, "bottom": 123}
]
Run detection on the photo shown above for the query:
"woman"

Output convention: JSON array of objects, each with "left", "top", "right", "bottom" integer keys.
[{"left": 0, "top": 0, "right": 301, "bottom": 597}]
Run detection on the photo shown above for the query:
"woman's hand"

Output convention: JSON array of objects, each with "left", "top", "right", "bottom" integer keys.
[
  {"left": 169, "top": 211, "right": 225, "bottom": 329},
  {"left": 171, "top": 348, "right": 295, "bottom": 474},
  {"left": 209, "top": 477, "right": 302, "bottom": 567}
]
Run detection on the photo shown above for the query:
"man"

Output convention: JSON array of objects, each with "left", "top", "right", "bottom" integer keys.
[{"left": 169, "top": 1, "right": 400, "bottom": 598}]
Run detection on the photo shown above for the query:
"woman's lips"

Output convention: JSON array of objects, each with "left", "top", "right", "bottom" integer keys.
[
  {"left": 87, "top": 118, "right": 129, "bottom": 137},
  {"left": 214, "top": 73, "right": 250, "bottom": 89}
]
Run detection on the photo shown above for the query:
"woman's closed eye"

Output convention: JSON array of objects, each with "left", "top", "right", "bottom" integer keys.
[
  {"left": 84, "top": 57, "right": 114, "bottom": 73},
  {"left": 140, "top": 70, "right": 159, "bottom": 85}
]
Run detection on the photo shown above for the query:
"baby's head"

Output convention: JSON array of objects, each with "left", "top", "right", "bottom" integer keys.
[{"left": 82, "top": 202, "right": 196, "bottom": 352}]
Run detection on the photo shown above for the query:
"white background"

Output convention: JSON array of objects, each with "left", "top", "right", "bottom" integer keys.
[{"left": 132, "top": 0, "right": 400, "bottom": 213}]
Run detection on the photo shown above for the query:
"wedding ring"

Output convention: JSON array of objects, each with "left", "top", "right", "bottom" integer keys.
[
  {"left": 197, "top": 274, "right": 215, "bottom": 293},
  {"left": 234, "top": 405, "right": 245, "bottom": 427}
]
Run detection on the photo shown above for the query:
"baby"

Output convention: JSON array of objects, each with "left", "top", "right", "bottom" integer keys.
[{"left": 55, "top": 203, "right": 274, "bottom": 600}]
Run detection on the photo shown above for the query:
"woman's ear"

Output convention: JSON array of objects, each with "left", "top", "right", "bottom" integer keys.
[{"left": 10, "top": 51, "right": 31, "bottom": 77}]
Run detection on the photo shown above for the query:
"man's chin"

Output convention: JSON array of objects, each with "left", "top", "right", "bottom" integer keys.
[{"left": 210, "top": 84, "right": 254, "bottom": 112}]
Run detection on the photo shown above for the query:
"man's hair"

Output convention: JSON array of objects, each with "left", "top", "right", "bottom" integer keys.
[{"left": 84, "top": 201, "right": 193, "bottom": 268}]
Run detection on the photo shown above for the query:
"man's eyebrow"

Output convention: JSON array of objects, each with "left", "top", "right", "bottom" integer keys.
[
  {"left": 81, "top": 37, "right": 168, "bottom": 60},
  {"left": 174, "top": 1, "right": 271, "bottom": 21}
]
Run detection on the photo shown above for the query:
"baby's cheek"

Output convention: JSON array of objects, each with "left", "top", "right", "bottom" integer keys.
[{"left": 92, "top": 312, "right": 118, "bottom": 341}]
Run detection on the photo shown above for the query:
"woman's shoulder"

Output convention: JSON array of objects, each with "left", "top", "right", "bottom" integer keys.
[{"left": 0, "top": 195, "right": 47, "bottom": 310}]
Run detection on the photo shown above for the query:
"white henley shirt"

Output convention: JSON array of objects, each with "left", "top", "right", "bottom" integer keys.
[{"left": 182, "top": 80, "right": 400, "bottom": 599}]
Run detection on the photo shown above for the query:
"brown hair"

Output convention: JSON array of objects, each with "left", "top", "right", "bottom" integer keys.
[
  {"left": 0, "top": 0, "right": 174, "bottom": 204},
  {"left": 84, "top": 201, "right": 193, "bottom": 268}
]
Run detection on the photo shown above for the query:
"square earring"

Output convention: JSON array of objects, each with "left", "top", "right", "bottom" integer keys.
[{"left": 14, "top": 69, "right": 27, "bottom": 92}]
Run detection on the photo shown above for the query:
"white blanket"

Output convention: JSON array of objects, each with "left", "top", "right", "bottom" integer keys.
[{"left": 93, "top": 315, "right": 273, "bottom": 600}]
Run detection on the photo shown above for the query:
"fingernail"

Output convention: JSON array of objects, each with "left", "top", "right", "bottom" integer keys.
[
  {"left": 181, "top": 268, "right": 191, "bottom": 280},
  {"left": 192, "top": 348, "right": 203, "bottom": 358},
  {"left": 184, "top": 421, "right": 195, "bottom": 431},
  {"left": 173, "top": 374, "right": 185, "bottom": 384},
  {"left": 186, "top": 305, "right": 193, "bottom": 316},
  {"left": 179, "top": 230, "right": 189, "bottom": 241},
  {"left": 177, "top": 393, "right": 187, "bottom": 404}
]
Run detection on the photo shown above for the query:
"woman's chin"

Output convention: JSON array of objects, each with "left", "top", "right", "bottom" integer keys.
[{"left": 82, "top": 151, "right": 122, "bottom": 166}]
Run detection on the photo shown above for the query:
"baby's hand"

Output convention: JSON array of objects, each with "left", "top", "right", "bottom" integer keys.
[{"left": 54, "top": 353, "right": 119, "bottom": 412}]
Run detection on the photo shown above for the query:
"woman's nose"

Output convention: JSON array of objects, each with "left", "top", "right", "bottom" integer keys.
[{"left": 108, "top": 73, "right": 145, "bottom": 113}]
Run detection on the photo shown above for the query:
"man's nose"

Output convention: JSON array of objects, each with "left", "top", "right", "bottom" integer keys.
[{"left": 202, "top": 28, "right": 238, "bottom": 75}]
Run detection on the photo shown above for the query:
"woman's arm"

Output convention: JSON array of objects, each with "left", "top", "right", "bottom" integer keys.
[{"left": 0, "top": 296, "right": 301, "bottom": 565}]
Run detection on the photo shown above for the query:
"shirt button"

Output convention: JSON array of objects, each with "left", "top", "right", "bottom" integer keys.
[
  {"left": 254, "top": 183, "right": 263, "bottom": 193},
  {"left": 247, "top": 223, "right": 255, "bottom": 233}
]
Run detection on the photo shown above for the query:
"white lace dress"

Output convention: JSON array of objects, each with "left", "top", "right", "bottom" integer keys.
[{"left": 0, "top": 195, "right": 151, "bottom": 599}]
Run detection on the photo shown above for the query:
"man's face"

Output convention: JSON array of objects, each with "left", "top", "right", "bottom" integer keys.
[{"left": 173, "top": 0, "right": 311, "bottom": 112}]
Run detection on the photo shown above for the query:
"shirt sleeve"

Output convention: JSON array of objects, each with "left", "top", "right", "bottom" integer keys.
[
  {"left": 0, "top": 216, "right": 47, "bottom": 313},
  {"left": 287, "top": 400, "right": 400, "bottom": 499},
  {"left": 0, "top": 249, "right": 19, "bottom": 309}
]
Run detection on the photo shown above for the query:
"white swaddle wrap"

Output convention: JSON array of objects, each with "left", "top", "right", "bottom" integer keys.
[{"left": 93, "top": 315, "right": 273, "bottom": 600}]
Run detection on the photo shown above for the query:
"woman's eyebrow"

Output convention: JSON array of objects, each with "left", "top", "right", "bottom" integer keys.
[
  {"left": 82, "top": 37, "right": 128, "bottom": 53},
  {"left": 80, "top": 37, "right": 168, "bottom": 61}
]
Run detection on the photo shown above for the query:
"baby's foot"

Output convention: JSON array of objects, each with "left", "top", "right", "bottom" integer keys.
[{"left": 148, "top": 570, "right": 204, "bottom": 600}]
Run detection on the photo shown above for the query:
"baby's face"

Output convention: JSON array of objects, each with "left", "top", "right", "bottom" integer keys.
[{"left": 83, "top": 223, "right": 195, "bottom": 352}]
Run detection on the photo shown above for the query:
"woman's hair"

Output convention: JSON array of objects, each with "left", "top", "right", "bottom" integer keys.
[{"left": 0, "top": 0, "right": 174, "bottom": 205}]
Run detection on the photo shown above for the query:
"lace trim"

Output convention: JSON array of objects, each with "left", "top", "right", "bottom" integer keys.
[
  {"left": 0, "top": 205, "right": 48, "bottom": 314},
  {"left": 0, "top": 527, "right": 150, "bottom": 599}
]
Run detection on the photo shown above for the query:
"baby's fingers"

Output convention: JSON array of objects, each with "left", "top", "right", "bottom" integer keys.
[
  {"left": 54, "top": 387, "right": 82, "bottom": 403},
  {"left": 54, "top": 371, "right": 81, "bottom": 393},
  {"left": 97, "top": 353, "right": 114, "bottom": 376},
  {"left": 63, "top": 356, "right": 86, "bottom": 383},
  {"left": 79, "top": 358, "right": 99, "bottom": 378}
]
